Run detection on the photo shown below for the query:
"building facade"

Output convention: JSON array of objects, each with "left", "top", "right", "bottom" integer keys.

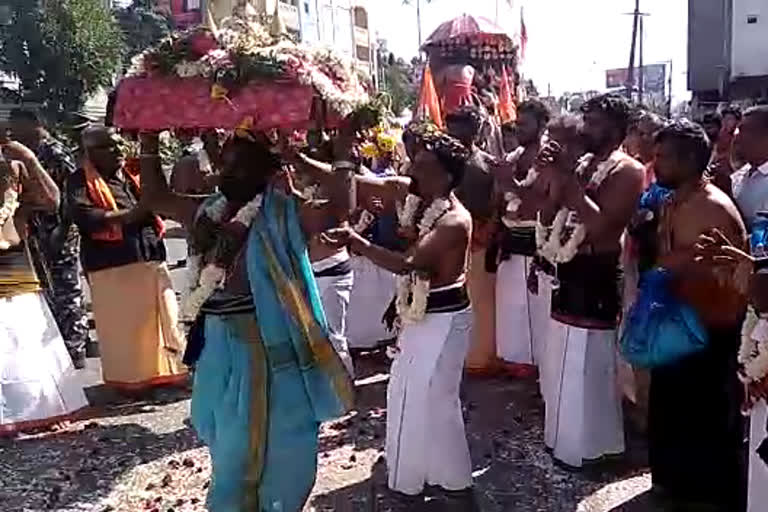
[
  {"left": 177, "top": 0, "right": 375, "bottom": 78},
  {"left": 688, "top": 0, "right": 768, "bottom": 105}
]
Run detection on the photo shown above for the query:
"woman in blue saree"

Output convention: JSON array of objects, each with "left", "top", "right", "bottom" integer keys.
[{"left": 137, "top": 130, "right": 356, "bottom": 511}]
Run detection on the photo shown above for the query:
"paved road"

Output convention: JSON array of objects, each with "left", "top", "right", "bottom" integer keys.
[{"left": 1, "top": 226, "right": 657, "bottom": 511}]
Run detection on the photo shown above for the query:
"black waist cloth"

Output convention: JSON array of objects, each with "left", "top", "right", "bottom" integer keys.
[
  {"left": 550, "top": 252, "right": 621, "bottom": 327},
  {"left": 648, "top": 325, "right": 747, "bottom": 511},
  {"left": 313, "top": 259, "right": 352, "bottom": 278},
  {"left": 382, "top": 283, "right": 470, "bottom": 331},
  {"left": 499, "top": 226, "right": 536, "bottom": 260},
  {"left": 426, "top": 284, "right": 470, "bottom": 314},
  {"left": 183, "top": 292, "right": 256, "bottom": 367}
]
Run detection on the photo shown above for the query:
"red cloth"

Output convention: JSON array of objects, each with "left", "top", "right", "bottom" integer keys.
[
  {"left": 113, "top": 77, "right": 316, "bottom": 131},
  {"left": 441, "top": 78, "right": 473, "bottom": 116}
]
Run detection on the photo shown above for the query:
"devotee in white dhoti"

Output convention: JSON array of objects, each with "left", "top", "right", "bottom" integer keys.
[
  {"left": 322, "top": 131, "right": 474, "bottom": 499},
  {"left": 491, "top": 99, "right": 552, "bottom": 377},
  {"left": 536, "top": 94, "right": 644, "bottom": 469},
  {"left": 0, "top": 137, "right": 88, "bottom": 436}
]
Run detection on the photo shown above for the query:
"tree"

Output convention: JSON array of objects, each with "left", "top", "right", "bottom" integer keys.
[
  {"left": 378, "top": 53, "right": 420, "bottom": 116},
  {"left": 114, "top": 3, "right": 173, "bottom": 71},
  {"left": 0, "top": 0, "right": 123, "bottom": 118}
]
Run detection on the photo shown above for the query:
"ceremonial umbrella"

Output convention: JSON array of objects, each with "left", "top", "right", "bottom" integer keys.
[{"left": 422, "top": 14, "right": 513, "bottom": 51}]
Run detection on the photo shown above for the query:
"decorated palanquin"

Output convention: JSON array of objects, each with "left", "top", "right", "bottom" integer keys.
[
  {"left": 113, "top": 17, "right": 369, "bottom": 132},
  {"left": 416, "top": 14, "right": 519, "bottom": 126}
]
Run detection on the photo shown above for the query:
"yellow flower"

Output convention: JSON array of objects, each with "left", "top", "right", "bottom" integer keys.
[
  {"left": 360, "top": 142, "right": 378, "bottom": 159},
  {"left": 376, "top": 132, "right": 397, "bottom": 153}
]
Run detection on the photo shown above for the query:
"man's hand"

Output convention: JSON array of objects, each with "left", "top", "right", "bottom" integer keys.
[
  {"left": 320, "top": 226, "right": 358, "bottom": 250},
  {"left": 1, "top": 140, "right": 37, "bottom": 164}
]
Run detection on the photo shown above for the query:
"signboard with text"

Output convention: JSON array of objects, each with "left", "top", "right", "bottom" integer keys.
[{"left": 606, "top": 63, "right": 667, "bottom": 95}]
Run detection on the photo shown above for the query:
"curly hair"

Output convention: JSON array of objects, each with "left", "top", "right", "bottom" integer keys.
[
  {"left": 655, "top": 120, "right": 711, "bottom": 175},
  {"left": 445, "top": 105, "right": 486, "bottom": 137},
  {"left": 403, "top": 119, "right": 440, "bottom": 145},
  {"left": 518, "top": 99, "right": 551, "bottom": 127},
  {"left": 580, "top": 93, "right": 633, "bottom": 140},
  {"left": 420, "top": 131, "right": 471, "bottom": 188}
]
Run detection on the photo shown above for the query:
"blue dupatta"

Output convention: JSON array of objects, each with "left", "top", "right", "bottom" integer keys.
[{"left": 245, "top": 186, "right": 354, "bottom": 421}]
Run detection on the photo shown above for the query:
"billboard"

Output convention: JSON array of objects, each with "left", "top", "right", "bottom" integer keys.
[{"left": 606, "top": 63, "right": 667, "bottom": 95}]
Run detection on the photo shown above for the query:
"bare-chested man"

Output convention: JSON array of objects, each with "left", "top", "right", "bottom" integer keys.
[
  {"left": 648, "top": 120, "right": 747, "bottom": 511},
  {"left": 323, "top": 131, "right": 474, "bottom": 500},
  {"left": 539, "top": 94, "right": 645, "bottom": 469},
  {"left": 492, "top": 99, "right": 551, "bottom": 377},
  {"left": 695, "top": 230, "right": 768, "bottom": 512},
  {"left": 445, "top": 106, "right": 498, "bottom": 374}
]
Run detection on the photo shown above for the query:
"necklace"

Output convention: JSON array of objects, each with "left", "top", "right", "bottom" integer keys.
[
  {"left": 181, "top": 193, "right": 264, "bottom": 321},
  {"left": 535, "top": 150, "right": 623, "bottom": 265},
  {"left": 395, "top": 194, "right": 452, "bottom": 324}
]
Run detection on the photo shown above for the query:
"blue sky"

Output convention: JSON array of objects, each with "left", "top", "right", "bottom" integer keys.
[{"left": 369, "top": 0, "right": 690, "bottom": 102}]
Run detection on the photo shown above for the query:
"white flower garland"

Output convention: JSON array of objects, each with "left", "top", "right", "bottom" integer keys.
[
  {"left": 353, "top": 209, "right": 375, "bottom": 233},
  {"left": 535, "top": 151, "right": 622, "bottom": 265},
  {"left": 396, "top": 194, "right": 421, "bottom": 227},
  {"left": 181, "top": 194, "right": 263, "bottom": 321},
  {"left": 739, "top": 306, "right": 768, "bottom": 383},
  {"left": 395, "top": 196, "right": 451, "bottom": 324},
  {"left": 0, "top": 187, "right": 20, "bottom": 251},
  {"left": 0, "top": 187, "right": 20, "bottom": 229}
]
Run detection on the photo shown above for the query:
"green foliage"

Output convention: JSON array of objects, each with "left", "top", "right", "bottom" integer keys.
[
  {"left": 378, "top": 55, "right": 420, "bottom": 116},
  {"left": 0, "top": 0, "right": 123, "bottom": 119},
  {"left": 114, "top": 5, "right": 173, "bottom": 69}
]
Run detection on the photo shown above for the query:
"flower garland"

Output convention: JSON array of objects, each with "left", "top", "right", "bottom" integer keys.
[
  {"left": 739, "top": 306, "right": 768, "bottom": 384},
  {"left": 181, "top": 194, "right": 263, "bottom": 321},
  {"left": 535, "top": 151, "right": 622, "bottom": 265},
  {"left": 127, "top": 22, "right": 369, "bottom": 118},
  {"left": 0, "top": 187, "right": 20, "bottom": 230},
  {"left": 502, "top": 167, "right": 540, "bottom": 228},
  {"left": 353, "top": 209, "right": 375, "bottom": 233},
  {"left": 395, "top": 195, "right": 451, "bottom": 324}
]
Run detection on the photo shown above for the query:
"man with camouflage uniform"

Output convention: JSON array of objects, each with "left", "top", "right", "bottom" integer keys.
[{"left": 9, "top": 109, "right": 90, "bottom": 369}]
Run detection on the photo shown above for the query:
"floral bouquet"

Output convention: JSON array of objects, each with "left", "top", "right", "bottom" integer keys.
[{"left": 113, "top": 17, "right": 369, "bottom": 132}]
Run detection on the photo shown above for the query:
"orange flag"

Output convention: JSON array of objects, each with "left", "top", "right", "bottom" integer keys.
[
  {"left": 417, "top": 64, "right": 444, "bottom": 129},
  {"left": 499, "top": 64, "right": 517, "bottom": 124}
]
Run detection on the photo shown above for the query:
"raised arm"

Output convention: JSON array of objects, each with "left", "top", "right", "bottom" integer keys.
[
  {"left": 561, "top": 159, "right": 645, "bottom": 243},
  {"left": 2, "top": 141, "right": 59, "bottom": 212},
  {"left": 138, "top": 133, "right": 202, "bottom": 229}
]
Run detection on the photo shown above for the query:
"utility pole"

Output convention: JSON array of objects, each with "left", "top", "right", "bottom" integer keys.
[
  {"left": 624, "top": 1, "right": 650, "bottom": 102},
  {"left": 625, "top": 0, "right": 640, "bottom": 100},
  {"left": 638, "top": 14, "right": 644, "bottom": 104},
  {"left": 416, "top": 0, "right": 423, "bottom": 49}
]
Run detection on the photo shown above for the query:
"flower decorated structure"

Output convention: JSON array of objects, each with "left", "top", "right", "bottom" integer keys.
[{"left": 118, "top": 17, "right": 369, "bottom": 130}]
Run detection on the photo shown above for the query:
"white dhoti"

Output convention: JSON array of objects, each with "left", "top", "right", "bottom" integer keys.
[
  {"left": 1, "top": 292, "right": 88, "bottom": 434},
  {"left": 495, "top": 256, "right": 551, "bottom": 367},
  {"left": 748, "top": 401, "right": 768, "bottom": 512},
  {"left": 313, "top": 251, "right": 354, "bottom": 377},
  {"left": 346, "top": 256, "right": 397, "bottom": 349},
  {"left": 542, "top": 321, "right": 625, "bottom": 467},
  {"left": 386, "top": 305, "right": 473, "bottom": 495}
]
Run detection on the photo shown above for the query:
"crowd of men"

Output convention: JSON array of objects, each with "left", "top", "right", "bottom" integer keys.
[{"left": 1, "top": 88, "right": 768, "bottom": 512}]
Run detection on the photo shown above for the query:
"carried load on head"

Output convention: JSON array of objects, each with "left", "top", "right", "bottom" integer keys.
[{"left": 112, "top": 17, "right": 370, "bottom": 132}]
